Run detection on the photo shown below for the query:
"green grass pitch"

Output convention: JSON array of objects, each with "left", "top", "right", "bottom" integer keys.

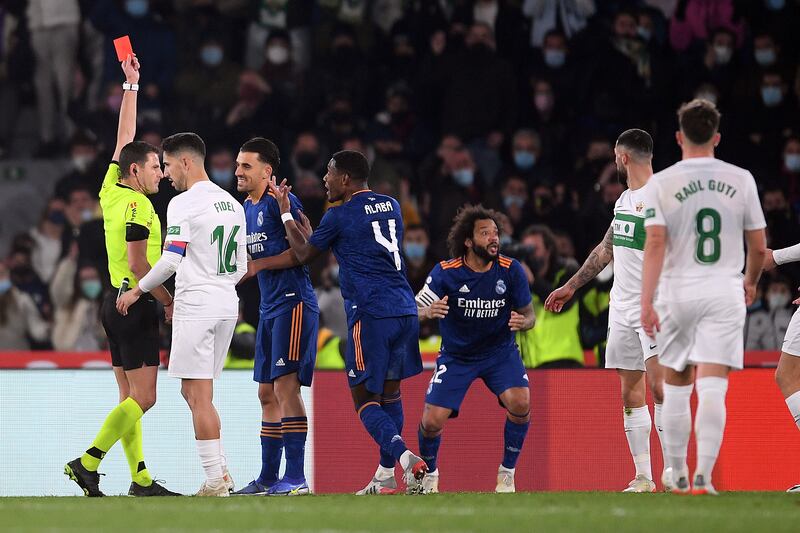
[{"left": 0, "top": 492, "right": 797, "bottom": 532}]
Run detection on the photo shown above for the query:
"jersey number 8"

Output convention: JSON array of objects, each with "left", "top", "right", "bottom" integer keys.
[{"left": 694, "top": 208, "right": 721, "bottom": 264}]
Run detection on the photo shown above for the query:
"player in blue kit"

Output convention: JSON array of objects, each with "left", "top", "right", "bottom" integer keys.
[
  {"left": 266, "top": 150, "right": 429, "bottom": 494},
  {"left": 233, "top": 138, "right": 319, "bottom": 496},
  {"left": 414, "top": 205, "right": 536, "bottom": 493}
]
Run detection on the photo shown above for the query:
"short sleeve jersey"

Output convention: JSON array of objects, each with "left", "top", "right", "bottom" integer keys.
[
  {"left": 244, "top": 191, "right": 318, "bottom": 318},
  {"left": 99, "top": 162, "right": 161, "bottom": 289},
  {"left": 609, "top": 185, "right": 650, "bottom": 309},
  {"left": 643, "top": 157, "right": 766, "bottom": 301},
  {"left": 307, "top": 190, "right": 417, "bottom": 327},
  {"left": 166, "top": 181, "right": 247, "bottom": 320},
  {"left": 416, "top": 255, "right": 531, "bottom": 360}
]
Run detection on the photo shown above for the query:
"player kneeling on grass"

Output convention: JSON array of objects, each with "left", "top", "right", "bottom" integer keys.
[{"left": 412, "top": 205, "right": 535, "bottom": 494}]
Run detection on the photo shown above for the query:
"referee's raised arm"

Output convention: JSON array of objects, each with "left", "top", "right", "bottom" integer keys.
[{"left": 113, "top": 55, "right": 140, "bottom": 162}]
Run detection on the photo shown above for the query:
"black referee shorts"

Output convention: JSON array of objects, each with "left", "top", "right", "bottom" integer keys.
[{"left": 101, "top": 291, "right": 160, "bottom": 371}]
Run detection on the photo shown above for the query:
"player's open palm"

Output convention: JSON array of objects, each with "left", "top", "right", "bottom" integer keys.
[
  {"left": 641, "top": 304, "right": 660, "bottom": 339},
  {"left": 545, "top": 285, "right": 573, "bottom": 313},
  {"left": 509, "top": 311, "right": 527, "bottom": 331}
]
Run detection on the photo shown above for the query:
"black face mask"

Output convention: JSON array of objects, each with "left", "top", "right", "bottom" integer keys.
[{"left": 295, "top": 151, "right": 318, "bottom": 171}]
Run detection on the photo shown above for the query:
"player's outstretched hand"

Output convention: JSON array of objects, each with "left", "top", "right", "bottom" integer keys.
[
  {"left": 268, "top": 177, "right": 292, "bottom": 214},
  {"left": 641, "top": 304, "right": 660, "bottom": 339},
  {"left": 121, "top": 54, "right": 140, "bottom": 84},
  {"left": 425, "top": 296, "right": 449, "bottom": 320},
  {"left": 763, "top": 249, "right": 777, "bottom": 271},
  {"left": 744, "top": 281, "right": 758, "bottom": 306},
  {"left": 116, "top": 289, "right": 140, "bottom": 316},
  {"left": 508, "top": 311, "right": 527, "bottom": 331},
  {"left": 544, "top": 285, "right": 574, "bottom": 313}
]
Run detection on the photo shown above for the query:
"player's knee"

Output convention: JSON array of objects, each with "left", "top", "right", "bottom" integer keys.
[
  {"left": 648, "top": 376, "right": 664, "bottom": 404},
  {"left": 258, "top": 386, "right": 277, "bottom": 407},
  {"left": 420, "top": 420, "right": 443, "bottom": 437},
  {"left": 131, "top": 390, "right": 156, "bottom": 412},
  {"left": 505, "top": 397, "right": 530, "bottom": 421},
  {"left": 775, "top": 366, "right": 790, "bottom": 393},
  {"left": 273, "top": 377, "right": 300, "bottom": 403}
]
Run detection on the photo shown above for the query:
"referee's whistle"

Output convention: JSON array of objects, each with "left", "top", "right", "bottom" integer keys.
[{"left": 117, "top": 277, "right": 130, "bottom": 300}]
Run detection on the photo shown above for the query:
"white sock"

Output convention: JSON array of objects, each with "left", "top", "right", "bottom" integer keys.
[
  {"left": 374, "top": 464, "right": 395, "bottom": 480},
  {"left": 661, "top": 383, "right": 693, "bottom": 480},
  {"left": 219, "top": 440, "right": 228, "bottom": 471},
  {"left": 653, "top": 403, "right": 668, "bottom": 471},
  {"left": 623, "top": 406, "right": 652, "bottom": 480},
  {"left": 785, "top": 391, "right": 800, "bottom": 429},
  {"left": 499, "top": 465, "right": 515, "bottom": 474},
  {"left": 694, "top": 377, "right": 728, "bottom": 482},
  {"left": 197, "top": 439, "right": 224, "bottom": 482}
]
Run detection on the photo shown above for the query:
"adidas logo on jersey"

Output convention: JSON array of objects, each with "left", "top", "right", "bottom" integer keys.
[
  {"left": 459, "top": 285, "right": 470, "bottom": 293},
  {"left": 276, "top": 358, "right": 286, "bottom": 367},
  {"left": 348, "top": 369, "right": 356, "bottom": 378}
]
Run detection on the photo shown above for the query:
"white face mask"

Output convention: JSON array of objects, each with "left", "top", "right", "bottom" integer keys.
[
  {"left": 768, "top": 292, "right": 790, "bottom": 309},
  {"left": 714, "top": 45, "right": 733, "bottom": 65},
  {"left": 266, "top": 45, "right": 290, "bottom": 65}
]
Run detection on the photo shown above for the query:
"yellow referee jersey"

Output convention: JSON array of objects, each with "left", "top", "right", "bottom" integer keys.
[{"left": 99, "top": 162, "right": 162, "bottom": 289}]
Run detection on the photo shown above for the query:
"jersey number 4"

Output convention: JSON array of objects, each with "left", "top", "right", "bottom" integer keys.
[
  {"left": 211, "top": 224, "right": 240, "bottom": 275},
  {"left": 372, "top": 219, "right": 401, "bottom": 270}
]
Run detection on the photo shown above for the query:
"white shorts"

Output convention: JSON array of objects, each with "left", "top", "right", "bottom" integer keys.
[
  {"left": 605, "top": 304, "right": 658, "bottom": 371},
  {"left": 655, "top": 297, "right": 745, "bottom": 372},
  {"left": 168, "top": 318, "right": 237, "bottom": 379},
  {"left": 782, "top": 308, "right": 800, "bottom": 357}
]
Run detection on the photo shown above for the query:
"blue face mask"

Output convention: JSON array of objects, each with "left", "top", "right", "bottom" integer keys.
[
  {"left": 452, "top": 168, "right": 474, "bottom": 187},
  {"left": 762, "top": 86, "right": 783, "bottom": 107},
  {"left": 499, "top": 235, "right": 513, "bottom": 246},
  {"left": 785, "top": 153, "right": 800, "bottom": 172},
  {"left": 637, "top": 26, "right": 652, "bottom": 42},
  {"left": 755, "top": 48, "right": 776, "bottom": 66},
  {"left": 0, "top": 279, "right": 10, "bottom": 294},
  {"left": 514, "top": 151, "right": 536, "bottom": 170},
  {"left": 201, "top": 46, "right": 223, "bottom": 67},
  {"left": 210, "top": 168, "right": 234, "bottom": 186},
  {"left": 503, "top": 195, "right": 526, "bottom": 209},
  {"left": 543, "top": 49, "right": 566, "bottom": 68},
  {"left": 403, "top": 242, "right": 426, "bottom": 261},
  {"left": 81, "top": 280, "right": 103, "bottom": 300},
  {"left": 125, "top": 0, "right": 149, "bottom": 18},
  {"left": 767, "top": 0, "right": 785, "bottom": 11}
]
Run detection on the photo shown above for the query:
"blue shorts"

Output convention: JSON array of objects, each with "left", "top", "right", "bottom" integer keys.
[
  {"left": 345, "top": 315, "right": 422, "bottom": 394},
  {"left": 254, "top": 303, "right": 318, "bottom": 386},
  {"left": 425, "top": 347, "right": 529, "bottom": 417}
]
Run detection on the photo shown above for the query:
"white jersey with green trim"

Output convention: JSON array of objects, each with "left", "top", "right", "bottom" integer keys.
[
  {"left": 610, "top": 185, "right": 649, "bottom": 309},
  {"left": 643, "top": 157, "right": 766, "bottom": 302}
]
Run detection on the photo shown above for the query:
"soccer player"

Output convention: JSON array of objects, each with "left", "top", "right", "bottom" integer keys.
[
  {"left": 64, "top": 54, "right": 178, "bottom": 497},
  {"left": 117, "top": 132, "right": 247, "bottom": 496},
  {"left": 641, "top": 99, "right": 767, "bottom": 494},
  {"left": 545, "top": 129, "right": 670, "bottom": 493},
  {"left": 413, "top": 205, "right": 536, "bottom": 494},
  {"left": 266, "top": 150, "right": 429, "bottom": 494},
  {"left": 233, "top": 137, "right": 319, "bottom": 496},
  {"left": 764, "top": 243, "right": 800, "bottom": 492}
]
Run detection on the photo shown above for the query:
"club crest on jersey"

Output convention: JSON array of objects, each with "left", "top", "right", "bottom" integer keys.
[
  {"left": 496, "top": 280, "right": 506, "bottom": 295},
  {"left": 635, "top": 201, "right": 645, "bottom": 213},
  {"left": 257, "top": 211, "right": 264, "bottom": 226}
]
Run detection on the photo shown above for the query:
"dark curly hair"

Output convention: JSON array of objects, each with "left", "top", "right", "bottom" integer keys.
[{"left": 446, "top": 204, "right": 504, "bottom": 259}]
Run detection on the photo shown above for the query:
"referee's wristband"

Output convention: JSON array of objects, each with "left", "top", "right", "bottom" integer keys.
[
  {"left": 122, "top": 82, "right": 139, "bottom": 91},
  {"left": 280, "top": 212, "right": 294, "bottom": 224}
]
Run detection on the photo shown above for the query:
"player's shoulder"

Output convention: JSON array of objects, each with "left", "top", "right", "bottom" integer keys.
[
  {"left": 497, "top": 254, "right": 514, "bottom": 269},
  {"left": 439, "top": 257, "right": 464, "bottom": 271}
]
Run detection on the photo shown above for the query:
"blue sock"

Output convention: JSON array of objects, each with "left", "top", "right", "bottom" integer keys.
[
  {"left": 259, "top": 422, "right": 282, "bottom": 485},
  {"left": 379, "top": 392, "right": 404, "bottom": 468},
  {"left": 502, "top": 416, "right": 530, "bottom": 469},
  {"left": 358, "top": 402, "right": 408, "bottom": 461},
  {"left": 418, "top": 424, "right": 441, "bottom": 472},
  {"left": 281, "top": 416, "right": 308, "bottom": 481}
]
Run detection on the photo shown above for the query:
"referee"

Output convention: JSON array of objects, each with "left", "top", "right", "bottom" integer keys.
[{"left": 64, "top": 55, "right": 178, "bottom": 497}]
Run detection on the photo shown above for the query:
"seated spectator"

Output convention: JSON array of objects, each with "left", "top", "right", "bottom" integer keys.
[
  {"left": 781, "top": 137, "right": 800, "bottom": 207},
  {"left": 315, "top": 257, "right": 347, "bottom": 341},
  {"left": 54, "top": 130, "right": 104, "bottom": 201},
  {"left": 50, "top": 250, "right": 105, "bottom": 351},
  {"left": 224, "top": 70, "right": 287, "bottom": 149},
  {"left": 497, "top": 175, "right": 531, "bottom": 238},
  {"left": 29, "top": 200, "right": 66, "bottom": 283},
  {"left": 669, "top": 0, "right": 744, "bottom": 52},
  {"left": 207, "top": 145, "right": 238, "bottom": 199},
  {"left": 0, "top": 262, "right": 49, "bottom": 349},
  {"left": 403, "top": 224, "right": 436, "bottom": 293},
  {"left": 498, "top": 128, "right": 554, "bottom": 188},
  {"left": 523, "top": 0, "right": 595, "bottom": 49},
  {"left": 745, "top": 276, "right": 795, "bottom": 350}
]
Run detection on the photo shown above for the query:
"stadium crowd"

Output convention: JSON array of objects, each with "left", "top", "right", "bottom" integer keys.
[{"left": 1, "top": 0, "right": 800, "bottom": 364}]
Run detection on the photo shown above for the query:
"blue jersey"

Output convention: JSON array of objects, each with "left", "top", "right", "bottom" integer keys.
[
  {"left": 244, "top": 192, "right": 318, "bottom": 318},
  {"left": 308, "top": 190, "right": 417, "bottom": 327},
  {"left": 416, "top": 255, "right": 531, "bottom": 360}
]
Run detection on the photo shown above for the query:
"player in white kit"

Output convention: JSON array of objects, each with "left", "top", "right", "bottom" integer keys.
[
  {"left": 546, "top": 129, "right": 669, "bottom": 493},
  {"left": 640, "top": 100, "right": 767, "bottom": 495},
  {"left": 117, "top": 132, "right": 247, "bottom": 496},
  {"left": 763, "top": 243, "right": 800, "bottom": 492}
]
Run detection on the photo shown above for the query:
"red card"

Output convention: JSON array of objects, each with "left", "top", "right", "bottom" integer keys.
[{"left": 113, "top": 35, "right": 134, "bottom": 62}]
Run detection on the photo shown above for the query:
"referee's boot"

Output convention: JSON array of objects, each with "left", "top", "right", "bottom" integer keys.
[
  {"left": 129, "top": 479, "right": 182, "bottom": 496},
  {"left": 64, "top": 458, "right": 104, "bottom": 497}
]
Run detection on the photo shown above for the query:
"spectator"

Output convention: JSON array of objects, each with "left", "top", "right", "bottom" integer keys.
[
  {"left": 403, "top": 224, "right": 436, "bottom": 293},
  {"left": 762, "top": 187, "right": 796, "bottom": 250},
  {"left": 207, "top": 145, "right": 238, "bottom": 198},
  {"left": 50, "top": 250, "right": 105, "bottom": 351},
  {"left": 453, "top": 0, "right": 529, "bottom": 67},
  {"left": 0, "top": 262, "right": 49, "bottom": 349},
  {"left": 743, "top": 70, "right": 800, "bottom": 169},
  {"left": 499, "top": 128, "right": 553, "bottom": 188},
  {"left": 54, "top": 130, "right": 103, "bottom": 201},
  {"left": 63, "top": 185, "right": 99, "bottom": 256},
  {"left": 781, "top": 137, "right": 800, "bottom": 207},
  {"left": 0, "top": 4, "right": 29, "bottom": 159},
  {"left": 522, "top": 0, "right": 595, "bottom": 48},
  {"left": 745, "top": 276, "right": 795, "bottom": 350},
  {"left": 315, "top": 257, "right": 347, "bottom": 341},
  {"left": 497, "top": 175, "right": 531, "bottom": 238},
  {"left": 259, "top": 29, "right": 305, "bottom": 117},
  {"left": 281, "top": 132, "right": 327, "bottom": 224},
  {"left": 29, "top": 200, "right": 66, "bottom": 283},
  {"left": 668, "top": 0, "right": 745, "bottom": 52},
  {"left": 224, "top": 70, "right": 287, "bottom": 149}
]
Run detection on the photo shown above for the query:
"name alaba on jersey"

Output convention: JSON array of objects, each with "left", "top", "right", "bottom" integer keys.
[{"left": 416, "top": 255, "right": 531, "bottom": 360}]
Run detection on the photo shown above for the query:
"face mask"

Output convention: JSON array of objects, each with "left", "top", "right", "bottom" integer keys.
[
  {"left": 761, "top": 86, "right": 783, "bottom": 107},
  {"left": 637, "top": 26, "right": 652, "bottom": 42},
  {"left": 543, "top": 49, "right": 566, "bottom": 68},
  {"left": 201, "top": 46, "right": 223, "bottom": 67},
  {"left": 210, "top": 168, "right": 234, "bottom": 186},
  {"left": 125, "top": 0, "right": 149, "bottom": 18},
  {"left": 48, "top": 211, "right": 66, "bottom": 225},
  {"left": 514, "top": 151, "right": 536, "bottom": 170},
  {"left": 534, "top": 93, "right": 553, "bottom": 113},
  {"left": 452, "top": 168, "right": 474, "bottom": 187},
  {"left": 767, "top": 0, "right": 786, "bottom": 11},
  {"left": 81, "top": 280, "right": 103, "bottom": 299},
  {"left": 785, "top": 153, "right": 800, "bottom": 172},
  {"left": 714, "top": 45, "right": 732, "bottom": 65},
  {"left": 266, "top": 45, "right": 290, "bottom": 65},
  {"left": 768, "top": 293, "right": 790, "bottom": 309},
  {"left": 72, "top": 154, "right": 94, "bottom": 172},
  {"left": 403, "top": 242, "right": 426, "bottom": 261},
  {"left": 295, "top": 151, "right": 318, "bottom": 171},
  {"left": 755, "top": 48, "right": 776, "bottom": 66},
  {"left": 80, "top": 208, "right": 95, "bottom": 222},
  {"left": 503, "top": 194, "right": 526, "bottom": 209},
  {"left": 499, "top": 235, "right": 513, "bottom": 246},
  {"left": 329, "top": 265, "right": 340, "bottom": 284},
  {"left": 0, "top": 279, "right": 11, "bottom": 294},
  {"left": 695, "top": 92, "right": 718, "bottom": 106},
  {"left": 107, "top": 94, "right": 123, "bottom": 112}
]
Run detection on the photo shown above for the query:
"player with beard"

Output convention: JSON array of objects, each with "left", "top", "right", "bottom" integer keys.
[
  {"left": 413, "top": 205, "right": 536, "bottom": 493},
  {"left": 546, "top": 129, "right": 670, "bottom": 492}
]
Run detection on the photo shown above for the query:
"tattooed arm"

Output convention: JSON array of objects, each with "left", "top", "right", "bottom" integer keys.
[{"left": 544, "top": 223, "right": 614, "bottom": 313}]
